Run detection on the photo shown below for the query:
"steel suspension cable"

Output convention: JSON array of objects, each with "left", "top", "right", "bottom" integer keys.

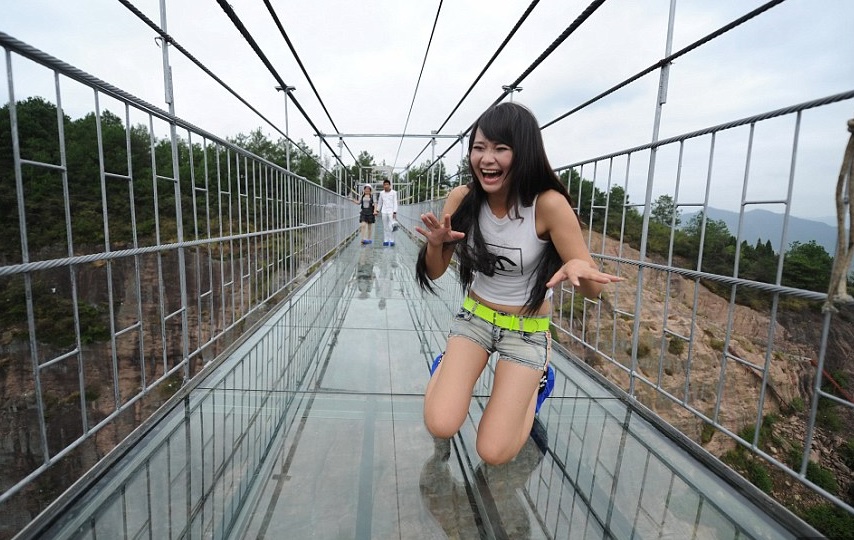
[
  {"left": 392, "top": 0, "right": 444, "bottom": 171},
  {"left": 436, "top": 0, "right": 540, "bottom": 134},
  {"left": 491, "top": 0, "right": 606, "bottom": 110},
  {"left": 214, "top": 0, "right": 347, "bottom": 170},
  {"left": 401, "top": 0, "right": 541, "bottom": 174},
  {"left": 115, "top": 0, "right": 331, "bottom": 172},
  {"left": 541, "top": 0, "right": 789, "bottom": 129},
  {"left": 418, "top": 0, "right": 607, "bottom": 176},
  {"left": 261, "top": 0, "right": 358, "bottom": 164},
  {"left": 422, "top": 0, "right": 789, "bottom": 174}
]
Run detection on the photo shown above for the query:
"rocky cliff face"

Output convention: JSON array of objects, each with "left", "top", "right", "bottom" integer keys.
[
  {"left": 555, "top": 231, "right": 854, "bottom": 513},
  {"left": 0, "top": 247, "right": 247, "bottom": 537}
]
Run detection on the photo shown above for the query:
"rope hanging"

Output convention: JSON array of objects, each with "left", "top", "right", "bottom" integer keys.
[{"left": 823, "top": 117, "right": 854, "bottom": 312}]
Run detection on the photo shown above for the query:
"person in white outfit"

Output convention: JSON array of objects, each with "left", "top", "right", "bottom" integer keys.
[{"left": 375, "top": 179, "right": 399, "bottom": 246}]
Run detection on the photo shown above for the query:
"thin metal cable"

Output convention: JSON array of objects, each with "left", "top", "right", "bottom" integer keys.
[
  {"left": 491, "top": 0, "right": 606, "bottom": 109},
  {"left": 261, "top": 0, "right": 358, "bottom": 164},
  {"left": 541, "top": 0, "right": 788, "bottom": 129},
  {"left": 402, "top": 0, "right": 541, "bottom": 173},
  {"left": 426, "top": 0, "right": 789, "bottom": 174},
  {"left": 555, "top": 90, "right": 854, "bottom": 170},
  {"left": 392, "top": 0, "right": 444, "bottom": 170},
  {"left": 437, "top": 0, "right": 540, "bottom": 134},
  {"left": 114, "top": 0, "right": 329, "bottom": 171},
  {"left": 214, "top": 0, "right": 347, "bottom": 169},
  {"left": 0, "top": 30, "right": 295, "bottom": 176},
  {"left": 415, "top": 0, "right": 607, "bottom": 176}
]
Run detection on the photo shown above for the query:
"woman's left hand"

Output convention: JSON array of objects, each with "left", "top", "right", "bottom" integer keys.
[{"left": 546, "top": 259, "right": 623, "bottom": 289}]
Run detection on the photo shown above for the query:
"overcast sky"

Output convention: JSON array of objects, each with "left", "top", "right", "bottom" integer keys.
[{"left": 3, "top": 0, "right": 853, "bottom": 221}]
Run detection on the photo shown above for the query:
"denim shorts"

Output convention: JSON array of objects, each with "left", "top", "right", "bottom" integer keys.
[{"left": 448, "top": 306, "right": 551, "bottom": 371}]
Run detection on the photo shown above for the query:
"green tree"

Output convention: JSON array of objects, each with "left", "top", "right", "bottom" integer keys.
[
  {"left": 739, "top": 238, "right": 778, "bottom": 284},
  {"left": 290, "top": 140, "right": 322, "bottom": 184},
  {"left": 229, "top": 128, "right": 280, "bottom": 162},
  {"left": 348, "top": 150, "right": 376, "bottom": 189},
  {"left": 406, "top": 161, "right": 441, "bottom": 202},
  {"left": 782, "top": 240, "right": 832, "bottom": 292},
  {"left": 566, "top": 170, "right": 595, "bottom": 221},
  {"left": 229, "top": 128, "right": 326, "bottom": 187},
  {"left": 651, "top": 194, "right": 681, "bottom": 227},
  {"left": 681, "top": 212, "right": 735, "bottom": 275},
  {"left": 455, "top": 155, "right": 471, "bottom": 186},
  {"left": 0, "top": 97, "right": 65, "bottom": 258}
]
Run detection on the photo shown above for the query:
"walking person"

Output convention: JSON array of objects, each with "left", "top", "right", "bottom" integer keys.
[
  {"left": 358, "top": 184, "right": 375, "bottom": 244},
  {"left": 415, "top": 102, "right": 623, "bottom": 465},
  {"left": 375, "top": 179, "right": 399, "bottom": 246}
]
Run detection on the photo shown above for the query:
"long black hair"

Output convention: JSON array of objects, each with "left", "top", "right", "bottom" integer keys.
[{"left": 416, "top": 102, "right": 578, "bottom": 314}]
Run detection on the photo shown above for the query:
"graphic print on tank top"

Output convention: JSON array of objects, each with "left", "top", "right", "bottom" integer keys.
[{"left": 485, "top": 243, "right": 523, "bottom": 276}]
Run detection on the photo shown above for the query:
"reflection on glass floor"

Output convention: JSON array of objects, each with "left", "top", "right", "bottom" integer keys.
[{"left": 36, "top": 226, "right": 817, "bottom": 539}]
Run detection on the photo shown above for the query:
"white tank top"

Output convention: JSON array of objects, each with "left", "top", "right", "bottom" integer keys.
[{"left": 469, "top": 195, "right": 549, "bottom": 306}]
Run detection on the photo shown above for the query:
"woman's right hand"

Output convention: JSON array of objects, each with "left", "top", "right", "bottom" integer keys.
[{"left": 415, "top": 212, "right": 465, "bottom": 247}]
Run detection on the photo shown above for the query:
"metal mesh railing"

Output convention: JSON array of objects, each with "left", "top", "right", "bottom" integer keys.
[
  {"left": 0, "top": 31, "right": 357, "bottom": 530},
  {"left": 548, "top": 104, "right": 854, "bottom": 515}
]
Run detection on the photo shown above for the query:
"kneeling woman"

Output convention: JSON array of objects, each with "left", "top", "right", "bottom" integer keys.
[{"left": 415, "top": 102, "right": 622, "bottom": 465}]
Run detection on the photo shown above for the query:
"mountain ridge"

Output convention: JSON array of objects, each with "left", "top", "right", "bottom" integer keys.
[{"left": 681, "top": 208, "right": 840, "bottom": 256}]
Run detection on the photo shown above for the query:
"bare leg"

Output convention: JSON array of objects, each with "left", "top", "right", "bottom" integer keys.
[
  {"left": 424, "top": 336, "right": 489, "bottom": 439},
  {"left": 476, "top": 359, "right": 541, "bottom": 465}
]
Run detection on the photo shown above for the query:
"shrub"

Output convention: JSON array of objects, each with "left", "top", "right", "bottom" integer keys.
[
  {"left": 841, "top": 439, "right": 854, "bottom": 470},
  {"left": 830, "top": 370, "right": 849, "bottom": 389},
  {"left": 787, "top": 447, "right": 803, "bottom": 469},
  {"left": 668, "top": 338, "right": 685, "bottom": 356},
  {"left": 801, "top": 504, "right": 854, "bottom": 539},
  {"left": 806, "top": 461, "right": 838, "bottom": 494},
  {"left": 625, "top": 339, "right": 652, "bottom": 359},
  {"left": 788, "top": 396, "right": 805, "bottom": 414},
  {"left": 737, "top": 416, "right": 777, "bottom": 449},
  {"left": 745, "top": 460, "right": 773, "bottom": 493},
  {"left": 157, "top": 374, "right": 183, "bottom": 400},
  {"left": 700, "top": 422, "right": 716, "bottom": 445},
  {"left": 722, "top": 448, "right": 748, "bottom": 470},
  {"left": 560, "top": 293, "right": 587, "bottom": 321},
  {"left": 817, "top": 397, "right": 842, "bottom": 432}
]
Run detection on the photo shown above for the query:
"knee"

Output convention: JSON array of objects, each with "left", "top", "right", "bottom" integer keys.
[
  {"left": 424, "top": 415, "right": 461, "bottom": 440},
  {"left": 423, "top": 400, "right": 464, "bottom": 439},
  {"left": 476, "top": 437, "right": 517, "bottom": 466}
]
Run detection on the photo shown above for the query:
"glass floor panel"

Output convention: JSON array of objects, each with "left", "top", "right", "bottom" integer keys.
[{"left": 36, "top": 226, "right": 817, "bottom": 539}]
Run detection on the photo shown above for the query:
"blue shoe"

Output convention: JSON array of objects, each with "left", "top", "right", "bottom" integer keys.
[
  {"left": 535, "top": 365, "right": 554, "bottom": 415},
  {"left": 389, "top": 242, "right": 395, "bottom": 246},
  {"left": 382, "top": 241, "right": 390, "bottom": 246},
  {"left": 430, "top": 353, "right": 443, "bottom": 375},
  {"left": 361, "top": 239, "right": 368, "bottom": 244},
  {"left": 366, "top": 239, "right": 373, "bottom": 244}
]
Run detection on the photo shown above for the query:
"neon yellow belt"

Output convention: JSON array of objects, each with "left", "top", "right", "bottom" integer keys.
[{"left": 463, "top": 296, "right": 550, "bottom": 333}]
